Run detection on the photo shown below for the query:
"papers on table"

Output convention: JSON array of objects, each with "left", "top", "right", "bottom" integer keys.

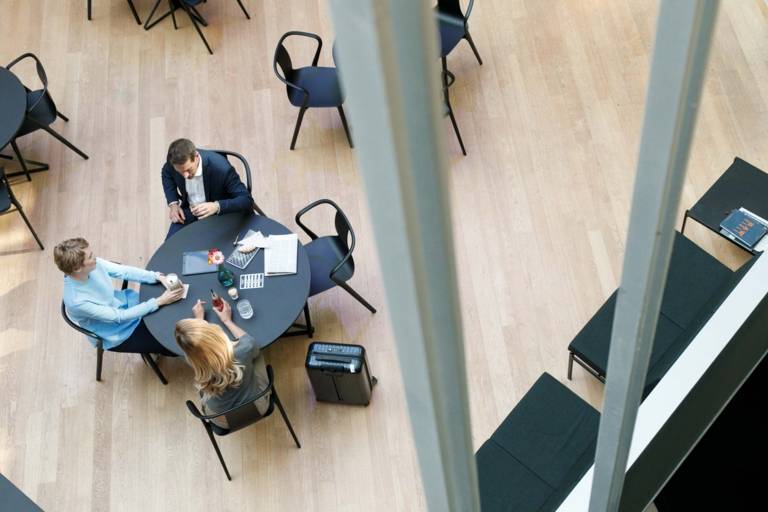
[
  {"left": 237, "top": 230, "right": 269, "bottom": 250},
  {"left": 263, "top": 234, "right": 298, "bottom": 276}
]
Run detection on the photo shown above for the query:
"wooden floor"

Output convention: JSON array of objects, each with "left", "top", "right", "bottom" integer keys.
[{"left": 1, "top": 1, "right": 765, "bottom": 510}]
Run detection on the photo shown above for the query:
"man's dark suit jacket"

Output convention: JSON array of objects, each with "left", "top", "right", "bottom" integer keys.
[{"left": 161, "top": 149, "right": 252, "bottom": 215}]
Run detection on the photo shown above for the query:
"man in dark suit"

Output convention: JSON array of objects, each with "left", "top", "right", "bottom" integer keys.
[{"left": 161, "top": 138, "right": 253, "bottom": 239}]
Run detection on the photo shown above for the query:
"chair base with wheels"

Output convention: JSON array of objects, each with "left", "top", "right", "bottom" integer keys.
[
  {"left": 0, "top": 167, "right": 44, "bottom": 250},
  {"left": 186, "top": 365, "right": 300, "bottom": 480}
]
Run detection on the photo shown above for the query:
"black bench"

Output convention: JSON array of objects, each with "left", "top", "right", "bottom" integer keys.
[
  {"left": 476, "top": 373, "right": 599, "bottom": 512},
  {"left": 567, "top": 232, "right": 755, "bottom": 397}
]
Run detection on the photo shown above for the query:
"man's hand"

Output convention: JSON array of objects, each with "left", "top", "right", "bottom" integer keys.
[
  {"left": 191, "top": 202, "right": 219, "bottom": 219},
  {"left": 192, "top": 299, "right": 206, "bottom": 320},
  {"left": 169, "top": 203, "right": 185, "bottom": 224}
]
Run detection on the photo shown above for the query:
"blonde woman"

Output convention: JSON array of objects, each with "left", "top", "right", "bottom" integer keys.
[{"left": 175, "top": 298, "right": 270, "bottom": 426}]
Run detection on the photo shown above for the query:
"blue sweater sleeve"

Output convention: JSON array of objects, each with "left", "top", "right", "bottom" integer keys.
[
  {"left": 100, "top": 259, "right": 158, "bottom": 284},
  {"left": 73, "top": 296, "right": 159, "bottom": 324}
]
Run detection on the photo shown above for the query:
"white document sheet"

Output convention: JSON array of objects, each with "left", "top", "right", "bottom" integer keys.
[{"left": 264, "top": 234, "right": 298, "bottom": 275}]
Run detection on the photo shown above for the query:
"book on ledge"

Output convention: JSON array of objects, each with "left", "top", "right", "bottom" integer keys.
[{"left": 719, "top": 208, "right": 768, "bottom": 248}]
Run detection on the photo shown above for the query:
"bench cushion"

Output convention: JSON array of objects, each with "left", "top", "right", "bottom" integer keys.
[
  {"left": 477, "top": 373, "right": 599, "bottom": 511},
  {"left": 568, "top": 233, "right": 732, "bottom": 384}
]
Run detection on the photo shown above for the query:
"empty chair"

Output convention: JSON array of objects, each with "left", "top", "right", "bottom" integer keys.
[
  {"left": 186, "top": 365, "right": 300, "bottom": 480},
  {"left": 87, "top": 0, "right": 142, "bottom": 24},
  {"left": 5, "top": 53, "right": 88, "bottom": 181},
  {"left": 61, "top": 295, "right": 168, "bottom": 384},
  {"left": 207, "top": 149, "right": 266, "bottom": 216},
  {"left": 0, "top": 167, "right": 44, "bottom": 250},
  {"left": 144, "top": 0, "right": 250, "bottom": 55},
  {"left": 442, "top": 69, "right": 466, "bottom": 155},
  {"left": 273, "top": 31, "right": 353, "bottom": 150},
  {"left": 295, "top": 199, "right": 376, "bottom": 314},
  {"left": 437, "top": 0, "right": 482, "bottom": 70}
]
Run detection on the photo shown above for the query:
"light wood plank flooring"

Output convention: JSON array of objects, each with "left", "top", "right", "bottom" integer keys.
[{"left": 1, "top": 1, "right": 764, "bottom": 510}]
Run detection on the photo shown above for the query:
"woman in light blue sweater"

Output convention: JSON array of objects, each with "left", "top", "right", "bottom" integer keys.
[{"left": 55, "top": 237, "right": 183, "bottom": 355}]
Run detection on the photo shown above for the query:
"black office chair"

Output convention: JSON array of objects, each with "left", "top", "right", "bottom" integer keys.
[
  {"left": 295, "top": 199, "right": 376, "bottom": 314},
  {"left": 443, "top": 70, "right": 466, "bottom": 156},
  {"left": 186, "top": 365, "right": 300, "bottom": 480},
  {"left": 207, "top": 149, "right": 266, "bottom": 216},
  {"left": 273, "top": 31, "right": 353, "bottom": 151},
  {"left": 61, "top": 292, "right": 168, "bottom": 384},
  {"left": 144, "top": 0, "right": 250, "bottom": 55},
  {"left": 5, "top": 53, "right": 89, "bottom": 182},
  {"left": 437, "top": 0, "right": 482, "bottom": 70},
  {"left": 0, "top": 167, "right": 44, "bottom": 250},
  {"left": 87, "top": 0, "right": 142, "bottom": 24}
]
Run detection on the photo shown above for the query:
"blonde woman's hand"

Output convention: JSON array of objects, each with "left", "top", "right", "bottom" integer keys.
[
  {"left": 192, "top": 299, "right": 206, "bottom": 319},
  {"left": 212, "top": 298, "right": 233, "bottom": 323}
]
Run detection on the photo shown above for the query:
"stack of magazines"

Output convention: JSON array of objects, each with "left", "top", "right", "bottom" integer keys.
[{"left": 719, "top": 207, "right": 768, "bottom": 249}]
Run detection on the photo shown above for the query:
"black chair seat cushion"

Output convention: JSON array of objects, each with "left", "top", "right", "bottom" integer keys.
[
  {"left": 438, "top": 15, "right": 465, "bottom": 57},
  {"left": 0, "top": 184, "right": 11, "bottom": 212},
  {"left": 288, "top": 67, "right": 343, "bottom": 108},
  {"left": 568, "top": 233, "right": 732, "bottom": 382},
  {"left": 569, "top": 292, "right": 684, "bottom": 381},
  {"left": 477, "top": 373, "right": 599, "bottom": 511},
  {"left": 659, "top": 234, "right": 733, "bottom": 327},
  {"left": 476, "top": 440, "right": 553, "bottom": 512},
  {"left": 15, "top": 89, "right": 56, "bottom": 137},
  {"left": 304, "top": 235, "right": 355, "bottom": 297}
]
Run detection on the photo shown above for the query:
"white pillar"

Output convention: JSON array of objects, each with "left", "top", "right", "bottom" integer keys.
[
  {"left": 327, "top": 1, "right": 479, "bottom": 510},
  {"left": 587, "top": 2, "right": 719, "bottom": 511}
]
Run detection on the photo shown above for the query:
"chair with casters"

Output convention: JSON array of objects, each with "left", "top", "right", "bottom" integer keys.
[
  {"left": 87, "top": 0, "right": 142, "bottom": 24},
  {"left": 4, "top": 53, "right": 89, "bottom": 182},
  {"left": 207, "top": 149, "right": 266, "bottom": 216},
  {"left": 442, "top": 69, "right": 466, "bottom": 155},
  {"left": 186, "top": 365, "right": 300, "bottom": 480},
  {"left": 273, "top": 31, "right": 353, "bottom": 151},
  {"left": 0, "top": 167, "right": 44, "bottom": 250},
  {"left": 60, "top": 277, "right": 168, "bottom": 384},
  {"left": 295, "top": 199, "right": 376, "bottom": 314},
  {"left": 437, "top": 0, "right": 483, "bottom": 71},
  {"left": 144, "top": 0, "right": 250, "bottom": 55}
]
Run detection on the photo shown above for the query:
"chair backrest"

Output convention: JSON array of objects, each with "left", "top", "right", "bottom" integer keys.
[
  {"left": 207, "top": 149, "right": 266, "bottom": 217},
  {"left": 296, "top": 199, "right": 354, "bottom": 251},
  {"left": 437, "top": 0, "right": 474, "bottom": 21},
  {"left": 273, "top": 31, "right": 323, "bottom": 96},
  {"left": 186, "top": 365, "right": 277, "bottom": 434},
  {"left": 61, "top": 301, "right": 104, "bottom": 345},
  {"left": 295, "top": 199, "right": 356, "bottom": 280},
  {"left": 6, "top": 53, "right": 54, "bottom": 117}
]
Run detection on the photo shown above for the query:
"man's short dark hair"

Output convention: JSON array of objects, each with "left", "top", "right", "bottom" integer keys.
[{"left": 167, "top": 138, "right": 197, "bottom": 165}]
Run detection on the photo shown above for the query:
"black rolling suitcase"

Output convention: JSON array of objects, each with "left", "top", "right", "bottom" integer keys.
[{"left": 305, "top": 342, "right": 377, "bottom": 405}]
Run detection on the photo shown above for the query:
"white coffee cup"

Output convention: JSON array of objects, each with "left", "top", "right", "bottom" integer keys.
[{"left": 166, "top": 273, "right": 183, "bottom": 291}]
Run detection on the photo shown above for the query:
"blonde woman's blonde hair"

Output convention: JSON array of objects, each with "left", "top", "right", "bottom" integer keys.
[{"left": 175, "top": 319, "right": 243, "bottom": 397}]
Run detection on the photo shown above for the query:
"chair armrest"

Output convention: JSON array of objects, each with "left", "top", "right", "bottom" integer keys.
[
  {"left": 6, "top": 53, "right": 49, "bottom": 113},
  {"left": 294, "top": 199, "right": 329, "bottom": 240}
]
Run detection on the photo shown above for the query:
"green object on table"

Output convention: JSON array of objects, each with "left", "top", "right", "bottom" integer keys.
[{"left": 217, "top": 264, "right": 234, "bottom": 287}]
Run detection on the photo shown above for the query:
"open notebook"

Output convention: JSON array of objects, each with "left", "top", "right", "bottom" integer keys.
[{"left": 264, "top": 234, "right": 298, "bottom": 276}]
